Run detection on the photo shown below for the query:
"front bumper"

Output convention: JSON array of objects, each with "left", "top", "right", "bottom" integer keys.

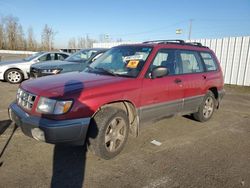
[{"left": 9, "top": 102, "right": 91, "bottom": 144}]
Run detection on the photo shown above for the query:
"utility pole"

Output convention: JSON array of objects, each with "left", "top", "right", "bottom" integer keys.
[{"left": 188, "top": 19, "right": 193, "bottom": 40}]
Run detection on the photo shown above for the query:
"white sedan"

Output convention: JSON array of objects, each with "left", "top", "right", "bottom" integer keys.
[{"left": 0, "top": 51, "right": 69, "bottom": 83}]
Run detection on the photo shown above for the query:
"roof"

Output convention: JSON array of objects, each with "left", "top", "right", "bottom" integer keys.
[{"left": 116, "top": 40, "right": 210, "bottom": 51}]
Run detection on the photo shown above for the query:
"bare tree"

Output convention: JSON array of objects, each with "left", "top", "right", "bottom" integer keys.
[
  {"left": 41, "top": 24, "right": 56, "bottom": 51},
  {"left": 68, "top": 37, "right": 77, "bottom": 48},
  {"left": 27, "top": 27, "right": 37, "bottom": 51},
  {"left": 85, "top": 35, "right": 93, "bottom": 48},
  {"left": 16, "top": 25, "right": 26, "bottom": 50},
  {"left": 77, "top": 37, "right": 86, "bottom": 48},
  {"left": 0, "top": 22, "right": 5, "bottom": 49},
  {"left": 75, "top": 35, "right": 96, "bottom": 49},
  {"left": 5, "top": 15, "right": 19, "bottom": 50}
]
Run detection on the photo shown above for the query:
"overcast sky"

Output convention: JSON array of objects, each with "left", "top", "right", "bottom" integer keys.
[{"left": 0, "top": 0, "right": 249, "bottom": 48}]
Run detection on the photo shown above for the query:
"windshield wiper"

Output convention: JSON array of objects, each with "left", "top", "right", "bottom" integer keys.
[
  {"left": 95, "top": 67, "right": 118, "bottom": 77},
  {"left": 87, "top": 66, "right": 118, "bottom": 77}
]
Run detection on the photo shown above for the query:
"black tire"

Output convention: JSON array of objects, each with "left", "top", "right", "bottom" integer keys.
[
  {"left": 4, "top": 69, "right": 24, "bottom": 84},
  {"left": 193, "top": 91, "right": 216, "bottom": 122},
  {"left": 88, "top": 107, "right": 129, "bottom": 160}
]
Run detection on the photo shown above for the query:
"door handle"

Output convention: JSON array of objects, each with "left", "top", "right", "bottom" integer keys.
[
  {"left": 174, "top": 78, "right": 182, "bottom": 84},
  {"left": 202, "top": 75, "right": 207, "bottom": 79}
]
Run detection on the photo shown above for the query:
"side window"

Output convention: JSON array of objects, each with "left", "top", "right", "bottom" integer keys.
[
  {"left": 179, "top": 51, "right": 204, "bottom": 74},
  {"left": 57, "top": 53, "right": 68, "bottom": 60},
  {"left": 149, "top": 49, "right": 179, "bottom": 75},
  {"left": 38, "top": 54, "right": 47, "bottom": 62},
  {"left": 200, "top": 52, "right": 217, "bottom": 71},
  {"left": 38, "top": 53, "right": 55, "bottom": 62},
  {"left": 49, "top": 53, "right": 55, "bottom": 60},
  {"left": 92, "top": 53, "right": 103, "bottom": 62}
]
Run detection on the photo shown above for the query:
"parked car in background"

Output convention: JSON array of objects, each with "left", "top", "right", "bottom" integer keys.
[
  {"left": 29, "top": 48, "right": 107, "bottom": 78},
  {"left": 9, "top": 40, "right": 225, "bottom": 159},
  {"left": 0, "top": 51, "right": 70, "bottom": 83}
]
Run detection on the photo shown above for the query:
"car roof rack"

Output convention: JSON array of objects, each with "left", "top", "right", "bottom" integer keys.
[
  {"left": 143, "top": 40, "right": 185, "bottom": 44},
  {"left": 186, "top": 42, "right": 203, "bottom": 47},
  {"left": 143, "top": 40, "right": 207, "bottom": 48}
]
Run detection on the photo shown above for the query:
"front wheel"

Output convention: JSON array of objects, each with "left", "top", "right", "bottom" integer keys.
[
  {"left": 193, "top": 91, "right": 216, "bottom": 122},
  {"left": 4, "top": 69, "right": 24, "bottom": 84},
  {"left": 88, "top": 107, "right": 129, "bottom": 160}
]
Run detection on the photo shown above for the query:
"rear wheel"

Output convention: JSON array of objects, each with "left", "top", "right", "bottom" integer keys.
[
  {"left": 88, "top": 107, "right": 129, "bottom": 159},
  {"left": 193, "top": 91, "right": 216, "bottom": 122},
  {"left": 4, "top": 69, "right": 24, "bottom": 84}
]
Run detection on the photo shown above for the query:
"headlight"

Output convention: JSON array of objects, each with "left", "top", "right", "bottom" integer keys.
[
  {"left": 41, "top": 69, "right": 62, "bottom": 74},
  {"left": 36, "top": 97, "right": 73, "bottom": 115}
]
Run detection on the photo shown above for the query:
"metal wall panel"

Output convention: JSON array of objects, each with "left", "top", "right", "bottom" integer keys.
[
  {"left": 244, "top": 40, "right": 250, "bottom": 86},
  {"left": 231, "top": 37, "right": 243, "bottom": 84},
  {"left": 237, "top": 37, "right": 250, "bottom": 85}
]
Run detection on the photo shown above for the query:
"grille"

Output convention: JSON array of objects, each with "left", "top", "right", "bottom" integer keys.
[{"left": 16, "top": 88, "right": 36, "bottom": 110}]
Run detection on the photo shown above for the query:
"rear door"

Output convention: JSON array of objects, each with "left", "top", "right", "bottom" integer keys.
[
  {"left": 176, "top": 50, "right": 206, "bottom": 114},
  {"left": 140, "top": 49, "right": 184, "bottom": 124}
]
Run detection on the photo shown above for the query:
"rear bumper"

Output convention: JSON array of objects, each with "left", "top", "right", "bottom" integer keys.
[{"left": 9, "top": 102, "right": 91, "bottom": 144}]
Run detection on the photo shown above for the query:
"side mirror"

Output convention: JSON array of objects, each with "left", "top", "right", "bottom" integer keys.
[
  {"left": 151, "top": 66, "right": 168, "bottom": 79},
  {"left": 92, "top": 53, "right": 103, "bottom": 62},
  {"left": 33, "top": 59, "right": 39, "bottom": 63}
]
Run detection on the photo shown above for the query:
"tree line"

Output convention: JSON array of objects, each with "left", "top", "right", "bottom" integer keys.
[
  {"left": 68, "top": 35, "right": 96, "bottom": 49},
  {"left": 0, "top": 15, "right": 56, "bottom": 51},
  {"left": 0, "top": 15, "right": 122, "bottom": 51}
]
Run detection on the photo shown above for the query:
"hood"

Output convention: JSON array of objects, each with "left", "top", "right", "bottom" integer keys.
[
  {"left": 21, "top": 72, "right": 130, "bottom": 97},
  {"left": 31, "top": 60, "right": 78, "bottom": 69},
  {"left": 0, "top": 60, "right": 26, "bottom": 66}
]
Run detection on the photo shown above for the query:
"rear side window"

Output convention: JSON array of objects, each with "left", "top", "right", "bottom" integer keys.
[
  {"left": 57, "top": 53, "right": 68, "bottom": 60},
  {"left": 200, "top": 52, "right": 217, "bottom": 71},
  {"left": 179, "top": 51, "right": 204, "bottom": 74},
  {"left": 38, "top": 54, "right": 55, "bottom": 61}
]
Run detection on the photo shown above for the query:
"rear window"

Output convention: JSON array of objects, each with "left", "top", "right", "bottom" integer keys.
[{"left": 200, "top": 52, "right": 217, "bottom": 71}]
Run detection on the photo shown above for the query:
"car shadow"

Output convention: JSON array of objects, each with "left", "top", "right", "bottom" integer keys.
[
  {"left": 0, "top": 120, "right": 12, "bottom": 135},
  {"left": 51, "top": 145, "right": 87, "bottom": 187},
  {"left": 50, "top": 80, "right": 98, "bottom": 188},
  {"left": 183, "top": 114, "right": 196, "bottom": 121},
  {"left": 0, "top": 120, "right": 17, "bottom": 167}
]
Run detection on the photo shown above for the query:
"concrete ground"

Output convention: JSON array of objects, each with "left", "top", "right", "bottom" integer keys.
[{"left": 0, "top": 82, "right": 250, "bottom": 188}]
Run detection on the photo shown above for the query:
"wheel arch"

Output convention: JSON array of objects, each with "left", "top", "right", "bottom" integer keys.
[
  {"left": 94, "top": 100, "right": 139, "bottom": 137},
  {"left": 208, "top": 87, "right": 218, "bottom": 99},
  {"left": 4, "top": 67, "right": 25, "bottom": 82},
  {"left": 208, "top": 87, "right": 219, "bottom": 108}
]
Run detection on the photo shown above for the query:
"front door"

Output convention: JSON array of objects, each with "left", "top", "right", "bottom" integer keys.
[{"left": 139, "top": 49, "right": 184, "bottom": 125}]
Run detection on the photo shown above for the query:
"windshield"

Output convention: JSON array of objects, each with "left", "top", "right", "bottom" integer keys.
[
  {"left": 24, "top": 52, "right": 45, "bottom": 61},
  {"left": 87, "top": 46, "right": 152, "bottom": 78},
  {"left": 65, "top": 49, "right": 97, "bottom": 62}
]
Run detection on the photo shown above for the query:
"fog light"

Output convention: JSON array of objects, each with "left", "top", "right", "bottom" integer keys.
[{"left": 31, "top": 128, "right": 45, "bottom": 141}]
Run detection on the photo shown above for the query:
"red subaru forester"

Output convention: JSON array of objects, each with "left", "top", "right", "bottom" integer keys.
[{"left": 9, "top": 40, "right": 225, "bottom": 159}]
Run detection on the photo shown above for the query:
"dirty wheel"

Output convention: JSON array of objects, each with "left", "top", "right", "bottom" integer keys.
[
  {"left": 88, "top": 107, "right": 129, "bottom": 159},
  {"left": 193, "top": 91, "right": 216, "bottom": 122},
  {"left": 5, "top": 69, "right": 24, "bottom": 84}
]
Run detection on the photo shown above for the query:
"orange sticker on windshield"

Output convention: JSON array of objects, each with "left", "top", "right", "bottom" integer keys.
[{"left": 127, "top": 60, "right": 139, "bottom": 68}]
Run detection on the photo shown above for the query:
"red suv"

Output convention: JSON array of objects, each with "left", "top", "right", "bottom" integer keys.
[{"left": 9, "top": 40, "right": 225, "bottom": 159}]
